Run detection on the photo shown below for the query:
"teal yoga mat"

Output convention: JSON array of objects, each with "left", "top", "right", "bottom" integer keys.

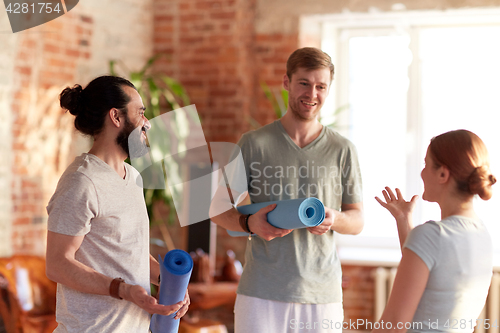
[
  {"left": 150, "top": 249, "right": 193, "bottom": 333},
  {"left": 227, "top": 197, "right": 326, "bottom": 237}
]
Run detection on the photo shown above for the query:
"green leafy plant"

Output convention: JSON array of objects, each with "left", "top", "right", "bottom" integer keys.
[
  {"left": 321, "top": 104, "right": 351, "bottom": 130},
  {"left": 109, "top": 55, "right": 192, "bottom": 249},
  {"left": 260, "top": 82, "right": 288, "bottom": 119}
]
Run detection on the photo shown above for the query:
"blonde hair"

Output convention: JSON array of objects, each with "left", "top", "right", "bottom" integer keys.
[{"left": 286, "top": 47, "right": 334, "bottom": 82}]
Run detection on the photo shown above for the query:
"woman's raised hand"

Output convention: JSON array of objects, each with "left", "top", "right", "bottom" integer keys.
[{"left": 375, "top": 187, "right": 418, "bottom": 220}]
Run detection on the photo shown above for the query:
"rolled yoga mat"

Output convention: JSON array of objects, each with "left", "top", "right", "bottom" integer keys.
[
  {"left": 227, "top": 197, "right": 326, "bottom": 237},
  {"left": 150, "top": 249, "right": 193, "bottom": 333}
]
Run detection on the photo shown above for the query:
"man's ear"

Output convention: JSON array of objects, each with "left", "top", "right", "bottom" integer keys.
[
  {"left": 283, "top": 74, "right": 290, "bottom": 91},
  {"left": 438, "top": 166, "right": 450, "bottom": 184},
  {"left": 109, "top": 108, "right": 121, "bottom": 128}
]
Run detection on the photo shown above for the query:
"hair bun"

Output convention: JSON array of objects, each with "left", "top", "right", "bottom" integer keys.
[
  {"left": 468, "top": 166, "right": 496, "bottom": 200},
  {"left": 59, "top": 84, "right": 83, "bottom": 116}
]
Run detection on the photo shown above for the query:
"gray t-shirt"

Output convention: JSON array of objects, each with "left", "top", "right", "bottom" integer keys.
[
  {"left": 47, "top": 153, "right": 150, "bottom": 332},
  {"left": 404, "top": 216, "right": 493, "bottom": 333},
  {"left": 235, "top": 120, "right": 363, "bottom": 303}
]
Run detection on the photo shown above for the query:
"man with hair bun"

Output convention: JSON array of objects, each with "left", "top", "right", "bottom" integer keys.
[
  {"left": 210, "top": 47, "right": 364, "bottom": 332},
  {"left": 46, "top": 76, "right": 189, "bottom": 332},
  {"left": 375, "top": 129, "right": 496, "bottom": 333}
]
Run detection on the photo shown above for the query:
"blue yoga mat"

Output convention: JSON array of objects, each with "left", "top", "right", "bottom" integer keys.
[
  {"left": 227, "top": 197, "right": 326, "bottom": 237},
  {"left": 150, "top": 249, "right": 193, "bottom": 333}
]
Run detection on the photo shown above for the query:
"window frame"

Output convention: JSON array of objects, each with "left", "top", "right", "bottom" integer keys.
[{"left": 304, "top": 7, "right": 500, "bottom": 263}]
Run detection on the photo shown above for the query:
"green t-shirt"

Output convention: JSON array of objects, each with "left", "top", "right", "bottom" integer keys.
[{"left": 235, "top": 120, "right": 363, "bottom": 303}]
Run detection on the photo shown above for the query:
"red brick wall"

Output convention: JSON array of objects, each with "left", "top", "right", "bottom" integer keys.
[
  {"left": 10, "top": 14, "right": 93, "bottom": 254},
  {"left": 153, "top": 0, "right": 299, "bottom": 144},
  {"left": 342, "top": 265, "right": 377, "bottom": 330},
  {"left": 253, "top": 33, "right": 299, "bottom": 126}
]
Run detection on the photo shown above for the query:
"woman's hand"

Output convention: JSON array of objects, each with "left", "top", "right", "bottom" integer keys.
[
  {"left": 375, "top": 187, "right": 418, "bottom": 248},
  {"left": 375, "top": 187, "right": 418, "bottom": 220}
]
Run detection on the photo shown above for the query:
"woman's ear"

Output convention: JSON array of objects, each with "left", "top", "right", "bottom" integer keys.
[{"left": 438, "top": 166, "right": 450, "bottom": 184}]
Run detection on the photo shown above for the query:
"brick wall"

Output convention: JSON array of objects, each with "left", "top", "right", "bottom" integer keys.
[
  {"left": 0, "top": 0, "right": 154, "bottom": 256},
  {"left": 153, "top": 0, "right": 305, "bottom": 144},
  {"left": 0, "top": 17, "right": 16, "bottom": 257},
  {"left": 342, "top": 265, "right": 377, "bottom": 330},
  {"left": 154, "top": 0, "right": 259, "bottom": 144},
  {"left": 10, "top": 15, "right": 92, "bottom": 254},
  {"left": 253, "top": 33, "right": 299, "bottom": 126}
]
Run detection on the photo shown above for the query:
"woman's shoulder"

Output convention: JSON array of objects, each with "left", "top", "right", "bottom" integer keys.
[
  {"left": 408, "top": 221, "right": 442, "bottom": 242},
  {"left": 412, "top": 216, "right": 487, "bottom": 241},
  {"left": 414, "top": 220, "right": 441, "bottom": 231}
]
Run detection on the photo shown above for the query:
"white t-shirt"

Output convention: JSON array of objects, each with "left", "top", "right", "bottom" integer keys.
[
  {"left": 404, "top": 215, "right": 493, "bottom": 333},
  {"left": 47, "top": 153, "right": 151, "bottom": 332}
]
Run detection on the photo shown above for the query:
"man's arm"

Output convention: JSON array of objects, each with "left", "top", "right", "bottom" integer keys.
[
  {"left": 150, "top": 254, "right": 160, "bottom": 286},
  {"left": 307, "top": 202, "right": 364, "bottom": 236},
  {"left": 46, "top": 231, "right": 186, "bottom": 315},
  {"left": 209, "top": 187, "right": 292, "bottom": 241},
  {"left": 331, "top": 202, "right": 364, "bottom": 235}
]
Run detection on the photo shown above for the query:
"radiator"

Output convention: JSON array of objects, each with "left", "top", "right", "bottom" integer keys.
[
  {"left": 373, "top": 267, "right": 398, "bottom": 321},
  {"left": 476, "top": 272, "right": 500, "bottom": 333},
  {"left": 373, "top": 268, "right": 500, "bottom": 333}
]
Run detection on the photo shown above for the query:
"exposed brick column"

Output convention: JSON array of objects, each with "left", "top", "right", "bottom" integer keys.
[{"left": 154, "top": 0, "right": 258, "bottom": 144}]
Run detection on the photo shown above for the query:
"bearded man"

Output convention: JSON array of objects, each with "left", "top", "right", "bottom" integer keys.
[{"left": 46, "top": 76, "right": 189, "bottom": 332}]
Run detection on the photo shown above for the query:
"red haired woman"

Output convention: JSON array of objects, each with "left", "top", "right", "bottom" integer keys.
[{"left": 375, "top": 130, "right": 496, "bottom": 333}]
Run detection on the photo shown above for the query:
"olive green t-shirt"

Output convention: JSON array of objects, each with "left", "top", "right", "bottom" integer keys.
[{"left": 235, "top": 120, "right": 363, "bottom": 303}]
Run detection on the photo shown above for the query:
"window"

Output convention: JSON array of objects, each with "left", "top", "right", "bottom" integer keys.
[{"left": 312, "top": 8, "right": 500, "bottom": 260}]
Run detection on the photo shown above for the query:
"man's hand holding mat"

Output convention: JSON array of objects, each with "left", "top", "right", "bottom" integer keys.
[
  {"left": 246, "top": 203, "right": 293, "bottom": 241},
  {"left": 228, "top": 198, "right": 326, "bottom": 239}
]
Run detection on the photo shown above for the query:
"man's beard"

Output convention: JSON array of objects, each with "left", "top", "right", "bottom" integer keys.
[
  {"left": 288, "top": 98, "right": 319, "bottom": 122},
  {"left": 116, "top": 115, "right": 149, "bottom": 159}
]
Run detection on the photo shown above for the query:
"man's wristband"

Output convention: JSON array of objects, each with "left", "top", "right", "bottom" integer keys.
[
  {"left": 239, "top": 214, "right": 252, "bottom": 233},
  {"left": 245, "top": 214, "right": 253, "bottom": 234},
  {"left": 110, "top": 277, "right": 125, "bottom": 300}
]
